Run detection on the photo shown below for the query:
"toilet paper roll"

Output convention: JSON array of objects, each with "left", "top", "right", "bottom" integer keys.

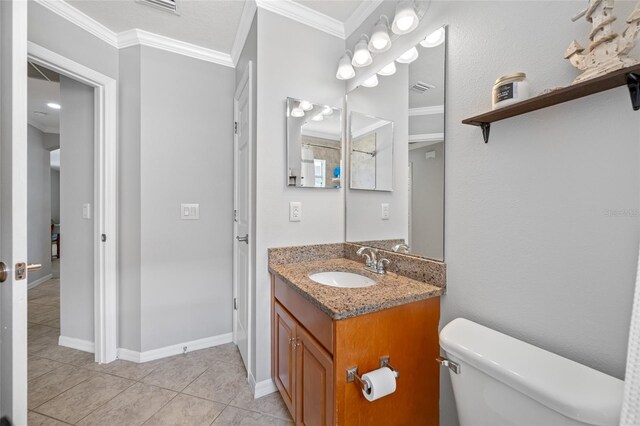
[{"left": 362, "top": 367, "right": 397, "bottom": 402}]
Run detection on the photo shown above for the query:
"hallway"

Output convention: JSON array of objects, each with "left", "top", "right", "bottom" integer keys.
[{"left": 27, "top": 277, "right": 292, "bottom": 425}]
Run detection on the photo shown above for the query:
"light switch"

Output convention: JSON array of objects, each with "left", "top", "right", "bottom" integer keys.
[
  {"left": 381, "top": 203, "right": 390, "bottom": 220},
  {"left": 289, "top": 202, "right": 302, "bottom": 222},
  {"left": 82, "top": 203, "right": 91, "bottom": 220},
  {"left": 181, "top": 203, "right": 199, "bottom": 220}
]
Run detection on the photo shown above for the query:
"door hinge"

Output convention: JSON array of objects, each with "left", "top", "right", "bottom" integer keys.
[
  {"left": 233, "top": 298, "right": 238, "bottom": 310},
  {"left": 233, "top": 209, "right": 238, "bottom": 222},
  {"left": 101, "top": 234, "right": 107, "bottom": 242},
  {"left": 234, "top": 121, "right": 238, "bottom": 134}
]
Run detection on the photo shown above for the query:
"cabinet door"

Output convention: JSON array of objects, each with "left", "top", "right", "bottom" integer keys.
[
  {"left": 274, "top": 303, "right": 297, "bottom": 419},
  {"left": 296, "top": 327, "right": 334, "bottom": 426}
]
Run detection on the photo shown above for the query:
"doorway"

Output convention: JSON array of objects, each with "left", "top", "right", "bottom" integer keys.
[{"left": 27, "top": 42, "right": 118, "bottom": 364}]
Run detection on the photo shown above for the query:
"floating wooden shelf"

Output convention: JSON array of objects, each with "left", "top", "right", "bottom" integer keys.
[{"left": 462, "top": 64, "right": 640, "bottom": 143}]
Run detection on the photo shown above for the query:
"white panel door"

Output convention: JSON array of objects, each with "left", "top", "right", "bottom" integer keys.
[
  {"left": 0, "top": 1, "right": 28, "bottom": 424},
  {"left": 233, "top": 61, "right": 253, "bottom": 370}
]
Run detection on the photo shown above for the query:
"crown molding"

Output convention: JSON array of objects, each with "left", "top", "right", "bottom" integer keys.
[
  {"left": 409, "top": 105, "right": 445, "bottom": 117},
  {"left": 28, "top": 120, "right": 59, "bottom": 135},
  {"left": 352, "top": 119, "right": 391, "bottom": 139},
  {"left": 230, "top": 0, "right": 257, "bottom": 66},
  {"left": 344, "top": 0, "right": 384, "bottom": 39},
  {"left": 119, "top": 29, "right": 234, "bottom": 67},
  {"left": 408, "top": 132, "right": 445, "bottom": 143},
  {"left": 36, "top": 0, "right": 233, "bottom": 67},
  {"left": 34, "top": 0, "right": 119, "bottom": 47},
  {"left": 256, "top": 0, "right": 344, "bottom": 39}
]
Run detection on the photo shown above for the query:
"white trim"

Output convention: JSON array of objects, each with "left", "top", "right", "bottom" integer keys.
[
  {"left": 256, "top": 0, "right": 344, "bottom": 39},
  {"left": 344, "top": 0, "right": 384, "bottom": 38},
  {"left": 230, "top": 0, "right": 257, "bottom": 66},
  {"left": 27, "top": 42, "right": 118, "bottom": 365},
  {"left": 59, "top": 336, "right": 95, "bottom": 353},
  {"left": 408, "top": 105, "right": 445, "bottom": 117},
  {"left": 409, "top": 132, "right": 445, "bottom": 144},
  {"left": 34, "top": 0, "right": 234, "bottom": 67},
  {"left": 28, "top": 274, "right": 53, "bottom": 289},
  {"left": 34, "top": 0, "right": 118, "bottom": 47},
  {"left": 118, "top": 29, "right": 234, "bottom": 67},
  {"left": 117, "top": 333, "right": 233, "bottom": 363},
  {"left": 249, "top": 373, "right": 278, "bottom": 399}
]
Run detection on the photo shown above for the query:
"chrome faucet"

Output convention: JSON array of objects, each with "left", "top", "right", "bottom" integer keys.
[
  {"left": 392, "top": 243, "right": 410, "bottom": 254},
  {"left": 356, "top": 246, "right": 391, "bottom": 274}
]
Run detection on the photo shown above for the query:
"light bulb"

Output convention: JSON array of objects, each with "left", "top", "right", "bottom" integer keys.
[
  {"left": 368, "top": 17, "right": 391, "bottom": 53},
  {"left": 378, "top": 62, "right": 396, "bottom": 76},
  {"left": 396, "top": 46, "right": 419, "bottom": 64},
  {"left": 336, "top": 52, "right": 356, "bottom": 80},
  {"left": 312, "top": 113, "right": 324, "bottom": 121},
  {"left": 352, "top": 37, "right": 372, "bottom": 67},
  {"left": 47, "top": 102, "right": 61, "bottom": 110},
  {"left": 392, "top": 1, "right": 419, "bottom": 35},
  {"left": 361, "top": 74, "right": 379, "bottom": 88},
  {"left": 300, "top": 100, "right": 313, "bottom": 111},
  {"left": 322, "top": 106, "right": 334, "bottom": 116},
  {"left": 291, "top": 106, "right": 305, "bottom": 117},
  {"left": 420, "top": 27, "right": 445, "bottom": 48}
]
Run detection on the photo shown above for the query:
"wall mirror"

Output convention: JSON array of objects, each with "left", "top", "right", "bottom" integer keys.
[
  {"left": 349, "top": 112, "right": 394, "bottom": 191},
  {"left": 346, "top": 25, "right": 446, "bottom": 260},
  {"left": 286, "top": 97, "right": 342, "bottom": 189}
]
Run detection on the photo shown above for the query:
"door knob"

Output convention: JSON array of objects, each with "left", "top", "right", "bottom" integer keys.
[
  {"left": 236, "top": 235, "right": 249, "bottom": 244},
  {"left": 0, "top": 262, "right": 7, "bottom": 283}
]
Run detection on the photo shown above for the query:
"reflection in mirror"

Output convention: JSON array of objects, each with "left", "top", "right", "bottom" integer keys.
[
  {"left": 286, "top": 98, "right": 342, "bottom": 189},
  {"left": 349, "top": 113, "right": 393, "bottom": 191},
  {"left": 346, "top": 26, "right": 446, "bottom": 261}
]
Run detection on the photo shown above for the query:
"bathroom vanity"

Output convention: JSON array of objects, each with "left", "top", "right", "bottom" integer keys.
[{"left": 269, "top": 243, "right": 445, "bottom": 426}]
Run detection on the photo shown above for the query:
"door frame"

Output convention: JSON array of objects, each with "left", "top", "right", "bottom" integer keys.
[
  {"left": 27, "top": 42, "right": 118, "bottom": 364},
  {"left": 233, "top": 60, "right": 253, "bottom": 376}
]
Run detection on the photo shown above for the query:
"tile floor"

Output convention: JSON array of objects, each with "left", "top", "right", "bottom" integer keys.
[{"left": 28, "top": 270, "right": 292, "bottom": 425}]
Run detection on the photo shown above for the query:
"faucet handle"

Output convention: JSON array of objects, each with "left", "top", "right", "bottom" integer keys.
[{"left": 377, "top": 257, "right": 391, "bottom": 274}]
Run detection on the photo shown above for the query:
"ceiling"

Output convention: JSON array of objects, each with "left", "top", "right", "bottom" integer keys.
[
  {"left": 28, "top": 76, "right": 61, "bottom": 134},
  {"left": 68, "top": 0, "right": 369, "bottom": 53}
]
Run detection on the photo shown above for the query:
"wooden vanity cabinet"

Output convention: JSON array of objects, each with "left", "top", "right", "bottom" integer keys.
[{"left": 271, "top": 274, "right": 440, "bottom": 426}]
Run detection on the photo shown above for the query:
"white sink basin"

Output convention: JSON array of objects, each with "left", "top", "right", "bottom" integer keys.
[{"left": 308, "top": 271, "right": 376, "bottom": 288}]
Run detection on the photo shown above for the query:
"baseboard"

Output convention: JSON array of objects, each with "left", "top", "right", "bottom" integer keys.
[
  {"left": 28, "top": 274, "right": 53, "bottom": 289},
  {"left": 249, "top": 371, "right": 277, "bottom": 399},
  {"left": 117, "top": 332, "right": 233, "bottom": 363},
  {"left": 59, "top": 336, "right": 95, "bottom": 353}
]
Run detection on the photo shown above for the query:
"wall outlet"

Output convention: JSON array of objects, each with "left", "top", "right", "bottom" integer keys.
[
  {"left": 289, "top": 201, "right": 302, "bottom": 222},
  {"left": 82, "top": 203, "right": 91, "bottom": 220},
  {"left": 381, "top": 203, "right": 390, "bottom": 220},
  {"left": 181, "top": 203, "right": 200, "bottom": 220}
]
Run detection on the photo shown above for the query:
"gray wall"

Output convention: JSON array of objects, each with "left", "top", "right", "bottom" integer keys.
[
  {"left": 27, "top": 125, "right": 52, "bottom": 283},
  {"left": 136, "top": 46, "right": 235, "bottom": 352},
  {"left": 59, "top": 76, "right": 95, "bottom": 343},
  {"left": 50, "top": 169, "right": 60, "bottom": 224},
  {"left": 409, "top": 142, "right": 444, "bottom": 259},
  {"left": 254, "top": 8, "right": 346, "bottom": 383},
  {"left": 433, "top": 2, "right": 640, "bottom": 424}
]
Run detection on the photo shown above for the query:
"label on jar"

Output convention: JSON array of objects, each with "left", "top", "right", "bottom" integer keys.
[{"left": 496, "top": 82, "right": 517, "bottom": 103}]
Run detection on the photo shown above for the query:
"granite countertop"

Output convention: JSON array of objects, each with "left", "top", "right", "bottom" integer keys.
[{"left": 269, "top": 258, "right": 444, "bottom": 320}]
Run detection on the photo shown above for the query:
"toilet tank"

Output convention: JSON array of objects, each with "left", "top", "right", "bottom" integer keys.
[{"left": 440, "top": 318, "right": 624, "bottom": 426}]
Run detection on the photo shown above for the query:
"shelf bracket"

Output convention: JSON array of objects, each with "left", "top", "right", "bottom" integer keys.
[
  {"left": 480, "top": 123, "right": 491, "bottom": 143},
  {"left": 626, "top": 73, "right": 640, "bottom": 111}
]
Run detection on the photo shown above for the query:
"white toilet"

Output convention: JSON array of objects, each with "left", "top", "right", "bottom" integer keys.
[{"left": 439, "top": 318, "right": 624, "bottom": 426}]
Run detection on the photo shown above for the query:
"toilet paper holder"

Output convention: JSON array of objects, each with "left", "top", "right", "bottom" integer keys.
[{"left": 346, "top": 356, "right": 400, "bottom": 392}]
